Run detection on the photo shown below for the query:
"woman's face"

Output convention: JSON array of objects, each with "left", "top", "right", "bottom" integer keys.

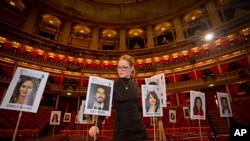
[
  {"left": 148, "top": 94, "right": 157, "bottom": 106},
  {"left": 196, "top": 98, "right": 202, "bottom": 109},
  {"left": 19, "top": 80, "right": 33, "bottom": 97},
  {"left": 117, "top": 59, "right": 133, "bottom": 78}
]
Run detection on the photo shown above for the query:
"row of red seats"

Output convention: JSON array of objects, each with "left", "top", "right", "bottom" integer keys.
[{"left": 0, "top": 129, "right": 39, "bottom": 141}]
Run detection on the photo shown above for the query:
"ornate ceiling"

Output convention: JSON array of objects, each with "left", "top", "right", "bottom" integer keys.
[{"left": 26, "top": 0, "right": 206, "bottom": 27}]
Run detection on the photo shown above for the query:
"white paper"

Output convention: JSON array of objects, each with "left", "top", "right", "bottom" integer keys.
[
  {"left": 84, "top": 76, "right": 114, "bottom": 116},
  {"left": 0, "top": 67, "right": 49, "bottom": 113},
  {"left": 141, "top": 84, "right": 163, "bottom": 117}
]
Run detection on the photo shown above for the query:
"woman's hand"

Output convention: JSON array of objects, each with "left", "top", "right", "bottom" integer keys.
[{"left": 88, "top": 126, "right": 99, "bottom": 137}]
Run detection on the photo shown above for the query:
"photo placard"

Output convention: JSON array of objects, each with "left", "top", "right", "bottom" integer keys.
[
  {"left": 63, "top": 113, "right": 71, "bottom": 122},
  {"left": 145, "top": 73, "right": 167, "bottom": 107},
  {"left": 50, "top": 111, "right": 61, "bottom": 125},
  {"left": 169, "top": 110, "right": 176, "bottom": 123},
  {"left": 84, "top": 76, "right": 114, "bottom": 116},
  {"left": 217, "top": 92, "right": 233, "bottom": 117},
  {"left": 0, "top": 67, "right": 49, "bottom": 113},
  {"left": 190, "top": 90, "right": 206, "bottom": 120},
  {"left": 141, "top": 84, "right": 163, "bottom": 117}
]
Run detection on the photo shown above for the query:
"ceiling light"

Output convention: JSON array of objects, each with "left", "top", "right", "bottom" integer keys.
[
  {"left": 49, "top": 20, "right": 54, "bottom": 24},
  {"left": 205, "top": 33, "right": 213, "bottom": 41},
  {"left": 10, "top": 1, "right": 15, "bottom": 6}
]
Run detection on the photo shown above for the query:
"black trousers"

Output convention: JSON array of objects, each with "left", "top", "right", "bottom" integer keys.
[{"left": 112, "top": 127, "right": 148, "bottom": 141}]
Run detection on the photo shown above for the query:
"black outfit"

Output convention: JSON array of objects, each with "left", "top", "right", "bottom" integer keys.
[
  {"left": 146, "top": 107, "right": 159, "bottom": 112},
  {"left": 97, "top": 78, "right": 148, "bottom": 141}
]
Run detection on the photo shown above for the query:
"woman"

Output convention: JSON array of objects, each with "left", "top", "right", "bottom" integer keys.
[
  {"left": 193, "top": 96, "right": 204, "bottom": 116},
  {"left": 89, "top": 54, "right": 148, "bottom": 141},
  {"left": 146, "top": 91, "right": 160, "bottom": 113},
  {"left": 9, "top": 76, "right": 37, "bottom": 106}
]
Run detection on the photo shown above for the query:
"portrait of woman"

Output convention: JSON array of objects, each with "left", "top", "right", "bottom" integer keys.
[
  {"left": 9, "top": 76, "right": 38, "bottom": 106},
  {"left": 193, "top": 96, "right": 204, "bottom": 116},
  {"left": 146, "top": 91, "right": 160, "bottom": 113},
  {"left": 51, "top": 113, "right": 59, "bottom": 123}
]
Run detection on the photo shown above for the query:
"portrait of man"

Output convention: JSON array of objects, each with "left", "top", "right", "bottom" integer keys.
[
  {"left": 84, "top": 76, "right": 113, "bottom": 116},
  {"left": 217, "top": 92, "right": 232, "bottom": 117},
  {"left": 87, "top": 85, "right": 110, "bottom": 111}
]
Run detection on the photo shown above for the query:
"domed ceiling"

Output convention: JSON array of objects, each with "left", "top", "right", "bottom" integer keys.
[{"left": 27, "top": 0, "right": 206, "bottom": 27}]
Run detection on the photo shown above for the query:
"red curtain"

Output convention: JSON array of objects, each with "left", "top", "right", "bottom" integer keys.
[
  {"left": 141, "top": 62, "right": 146, "bottom": 68},
  {"left": 30, "top": 51, "right": 38, "bottom": 58},
  {"left": 188, "top": 72, "right": 196, "bottom": 79},
  {"left": 82, "top": 79, "right": 89, "bottom": 87},
  {"left": 220, "top": 63, "right": 229, "bottom": 73},
  {"left": 221, "top": 39, "right": 230, "bottom": 48},
  {"left": 79, "top": 74, "right": 83, "bottom": 87},
  {"left": 61, "top": 58, "right": 66, "bottom": 64},
  {"left": 175, "top": 75, "right": 181, "bottom": 82},
  {"left": 198, "top": 48, "right": 205, "bottom": 55},
  {"left": 1, "top": 65, "right": 14, "bottom": 77},
  {"left": 108, "top": 63, "right": 114, "bottom": 69},
  {"left": 208, "top": 44, "right": 216, "bottom": 51},
  {"left": 17, "top": 47, "right": 26, "bottom": 54},
  {"left": 90, "top": 62, "right": 96, "bottom": 69},
  {"left": 178, "top": 54, "right": 184, "bottom": 61},
  {"left": 53, "top": 56, "right": 60, "bottom": 63},
  {"left": 188, "top": 51, "right": 195, "bottom": 58},
  {"left": 3, "top": 42, "right": 13, "bottom": 50},
  {"left": 229, "top": 84, "right": 238, "bottom": 96},
  {"left": 53, "top": 76, "right": 62, "bottom": 84},
  {"left": 178, "top": 93, "right": 186, "bottom": 105},
  {"left": 237, "top": 58, "right": 249, "bottom": 67},
  {"left": 159, "top": 58, "right": 165, "bottom": 65},
  {"left": 210, "top": 66, "right": 220, "bottom": 74},
  {"left": 167, "top": 76, "right": 175, "bottom": 83},
  {"left": 196, "top": 70, "right": 202, "bottom": 78},
  {"left": 203, "top": 90, "right": 217, "bottom": 110},
  {"left": 169, "top": 57, "right": 174, "bottom": 63},
  {"left": 72, "top": 60, "right": 78, "bottom": 66},
  {"left": 100, "top": 63, "right": 106, "bottom": 69},
  {"left": 151, "top": 60, "right": 156, "bottom": 66},
  {"left": 81, "top": 61, "right": 88, "bottom": 68},
  {"left": 42, "top": 54, "right": 48, "bottom": 61},
  {"left": 137, "top": 80, "right": 143, "bottom": 87},
  {"left": 169, "top": 94, "right": 177, "bottom": 106}
]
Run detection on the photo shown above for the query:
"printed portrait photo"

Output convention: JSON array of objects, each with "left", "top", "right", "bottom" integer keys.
[
  {"left": 75, "top": 115, "right": 80, "bottom": 124},
  {"left": 9, "top": 75, "right": 41, "bottom": 106},
  {"left": 183, "top": 107, "right": 190, "bottom": 119},
  {"left": 86, "top": 83, "right": 111, "bottom": 111},
  {"left": 142, "top": 84, "right": 163, "bottom": 117},
  {"left": 63, "top": 113, "right": 71, "bottom": 122},
  {"left": 169, "top": 110, "right": 176, "bottom": 123},
  {"left": 84, "top": 76, "right": 114, "bottom": 116},
  {"left": 145, "top": 73, "right": 167, "bottom": 107},
  {"left": 217, "top": 92, "right": 233, "bottom": 117},
  {"left": 50, "top": 111, "right": 61, "bottom": 125},
  {"left": 190, "top": 90, "right": 206, "bottom": 120},
  {"left": 0, "top": 67, "right": 49, "bottom": 113}
]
